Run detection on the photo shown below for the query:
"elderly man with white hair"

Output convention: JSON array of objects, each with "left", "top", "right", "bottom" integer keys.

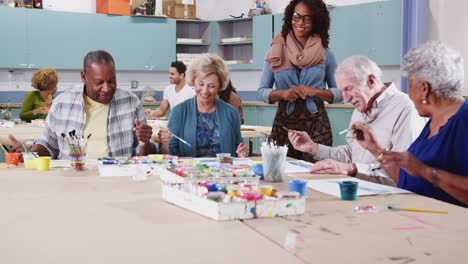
[{"left": 289, "top": 55, "right": 425, "bottom": 185}]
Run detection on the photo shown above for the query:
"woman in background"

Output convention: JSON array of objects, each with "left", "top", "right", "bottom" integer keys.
[
  {"left": 218, "top": 80, "right": 244, "bottom": 124},
  {"left": 162, "top": 53, "right": 249, "bottom": 158},
  {"left": 20, "top": 67, "right": 58, "bottom": 122},
  {"left": 354, "top": 41, "right": 468, "bottom": 206},
  {"left": 257, "top": 0, "right": 342, "bottom": 161}
]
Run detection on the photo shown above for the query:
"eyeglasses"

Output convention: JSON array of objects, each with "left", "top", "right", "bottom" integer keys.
[{"left": 292, "top": 12, "right": 313, "bottom": 24}]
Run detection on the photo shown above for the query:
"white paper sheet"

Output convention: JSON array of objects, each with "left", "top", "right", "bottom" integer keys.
[
  {"left": 307, "top": 178, "right": 412, "bottom": 197},
  {"left": 285, "top": 160, "right": 314, "bottom": 173}
]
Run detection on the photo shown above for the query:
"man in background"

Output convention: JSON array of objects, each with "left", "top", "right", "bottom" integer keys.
[{"left": 145, "top": 61, "right": 194, "bottom": 118}]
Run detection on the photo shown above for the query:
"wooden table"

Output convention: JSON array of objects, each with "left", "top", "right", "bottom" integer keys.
[
  {"left": 0, "top": 124, "right": 271, "bottom": 155},
  {"left": 1, "top": 164, "right": 466, "bottom": 263}
]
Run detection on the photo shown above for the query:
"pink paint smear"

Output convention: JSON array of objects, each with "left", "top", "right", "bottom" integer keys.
[
  {"left": 393, "top": 226, "right": 425, "bottom": 231},
  {"left": 398, "top": 213, "right": 444, "bottom": 229}
]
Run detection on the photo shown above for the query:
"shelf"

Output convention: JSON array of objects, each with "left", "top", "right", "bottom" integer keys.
[
  {"left": 218, "top": 41, "right": 253, "bottom": 46},
  {"left": 176, "top": 42, "right": 211, "bottom": 46},
  {"left": 176, "top": 19, "right": 208, "bottom": 23},
  {"left": 176, "top": 19, "right": 211, "bottom": 47},
  {"left": 217, "top": 17, "right": 252, "bottom": 23}
]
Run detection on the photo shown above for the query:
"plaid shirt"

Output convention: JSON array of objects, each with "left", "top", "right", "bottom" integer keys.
[{"left": 35, "top": 87, "right": 156, "bottom": 159}]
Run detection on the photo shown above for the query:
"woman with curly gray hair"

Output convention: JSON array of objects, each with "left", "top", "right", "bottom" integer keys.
[{"left": 354, "top": 41, "right": 468, "bottom": 206}]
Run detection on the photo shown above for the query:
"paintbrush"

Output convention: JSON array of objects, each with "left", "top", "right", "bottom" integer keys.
[
  {"left": 387, "top": 206, "right": 448, "bottom": 214},
  {"left": 169, "top": 131, "right": 191, "bottom": 147},
  {"left": 338, "top": 128, "right": 351, "bottom": 135},
  {"left": 0, "top": 143, "right": 7, "bottom": 154},
  {"left": 82, "top": 133, "right": 92, "bottom": 152}
]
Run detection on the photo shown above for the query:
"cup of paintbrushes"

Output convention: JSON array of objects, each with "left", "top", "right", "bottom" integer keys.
[
  {"left": 261, "top": 142, "right": 288, "bottom": 182},
  {"left": 68, "top": 131, "right": 87, "bottom": 171},
  {"left": 69, "top": 148, "right": 86, "bottom": 171}
]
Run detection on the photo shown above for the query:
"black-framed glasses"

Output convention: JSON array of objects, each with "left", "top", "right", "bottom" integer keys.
[{"left": 292, "top": 12, "right": 313, "bottom": 24}]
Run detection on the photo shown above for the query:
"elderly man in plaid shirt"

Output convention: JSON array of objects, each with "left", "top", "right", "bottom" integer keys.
[{"left": 10, "top": 50, "right": 164, "bottom": 159}]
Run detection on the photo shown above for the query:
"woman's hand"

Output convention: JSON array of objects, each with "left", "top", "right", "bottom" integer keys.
[
  {"left": 32, "top": 106, "right": 50, "bottom": 115},
  {"left": 288, "top": 130, "right": 318, "bottom": 155},
  {"left": 236, "top": 143, "right": 249, "bottom": 158},
  {"left": 158, "top": 127, "right": 172, "bottom": 144},
  {"left": 352, "top": 122, "right": 384, "bottom": 156},
  {"left": 280, "top": 85, "right": 307, "bottom": 102},
  {"left": 379, "top": 151, "right": 423, "bottom": 177}
]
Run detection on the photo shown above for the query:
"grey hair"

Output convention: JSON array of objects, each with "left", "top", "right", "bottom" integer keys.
[
  {"left": 187, "top": 53, "right": 229, "bottom": 91},
  {"left": 402, "top": 41, "right": 464, "bottom": 99},
  {"left": 335, "top": 55, "right": 383, "bottom": 84},
  {"left": 83, "top": 50, "right": 115, "bottom": 71}
]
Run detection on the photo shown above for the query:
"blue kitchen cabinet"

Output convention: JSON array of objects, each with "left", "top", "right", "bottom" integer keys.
[
  {"left": 26, "top": 9, "right": 175, "bottom": 71},
  {"left": 27, "top": 9, "right": 95, "bottom": 69},
  {"left": 92, "top": 15, "right": 175, "bottom": 71},
  {"left": 256, "top": 104, "right": 276, "bottom": 127},
  {"left": 242, "top": 105, "right": 257, "bottom": 126},
  {"left": 273, "top": 14, "right": 283, "bottom": 38},
  {"left": 329, "top": 0, "right": 402, "bottom": 65},
  {"left": 252, "top": 14, "right": 273, "bottom": 69},
  {"left": 0, "top": 7, "right": 28, "bottom": 68},
  {"left": 150, "top": 18, "right": 176, "bottom": 70},
  {"left": 242, "top": 105, "right": 258, "bottom": 149}
]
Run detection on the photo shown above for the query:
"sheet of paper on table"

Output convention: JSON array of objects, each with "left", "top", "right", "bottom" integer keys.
[
  {"left": 285, "top": 160, "right": 314, "bottom": 173},
  {"left": 307, "top": 177, "right": 412, "bottom": 197}
]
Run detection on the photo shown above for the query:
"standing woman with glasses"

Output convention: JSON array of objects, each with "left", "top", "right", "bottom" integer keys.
[{"left": 257, "top": 0, "right": 342, "bottom": 161}]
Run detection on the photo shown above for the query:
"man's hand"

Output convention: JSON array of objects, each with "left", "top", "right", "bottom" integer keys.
[
  {"left": 134, "top": 119, "right": 153, "bottom": 146},
  {"left": 310, "top": 159, "right": 356, "bottom": 176},
  {"left": 236, "top": 143, "right": 249, "bottom": 158},
  {"left": 288, "top": 130, "right": 318, "bottom": 155},
  {"left": 8, "top": 135, "right": 25, "bottom": 153}
]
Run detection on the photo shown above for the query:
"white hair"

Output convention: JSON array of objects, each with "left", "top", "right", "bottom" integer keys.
[
  {"left": 402, "top": 40, "right": 464, "bottom": 99},
  {"left": 186, "top": 53, "right": 229, "bottom": 91},
  {"left": 335, "top": 55, "right": 383, "bottom": 84}
]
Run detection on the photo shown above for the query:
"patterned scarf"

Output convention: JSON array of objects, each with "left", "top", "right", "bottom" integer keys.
[{"left": 267, "top": 32, "right": 326, "bottom": 72}]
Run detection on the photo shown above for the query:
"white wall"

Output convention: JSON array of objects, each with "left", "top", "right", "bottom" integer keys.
[
  {"left": 197, "top": 0, "right": 388, "bottom": 20},
  {"left": 43, "top": 0, "right": 95, "bottom": 13},
  {"left": 429, "top": 0, "right": 468, "bottom": 96}
]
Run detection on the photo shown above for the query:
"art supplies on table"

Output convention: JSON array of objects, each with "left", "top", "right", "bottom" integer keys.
[
  {"left": 285, "top": 160, "right": 314, "bottom": 174},
  {"left": 153, "top": 158, "right": 258, "bottom": 184},
  {"left": 260, "top": 140, "right": 288, "bottom": 182},
  {"left": 307, "top": 178, "right": 412, "bottom": 197},
  {"left": 97, "top": 156, "right": 162, "bottom": 177},
  {"left": 31, "top": 119, "right": 46, "bottom": 127},
  {"left": 150, "top": 157, "right": 306, "bottom": 220},
  {"left": 387, "top": 206, "right": 448, "bottom": 214}
]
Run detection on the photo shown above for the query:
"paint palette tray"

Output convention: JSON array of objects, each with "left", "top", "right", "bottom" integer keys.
[
  {"left": 153, "top": 164, "right": 259, "bottom": 184},
  {"left": 162, "top": 184, "right": 306, "bottom": 221}
]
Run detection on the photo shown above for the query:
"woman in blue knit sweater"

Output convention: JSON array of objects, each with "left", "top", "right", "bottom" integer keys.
[{"left": 161, "top": 54, "right": 249, "bottom": 158}]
